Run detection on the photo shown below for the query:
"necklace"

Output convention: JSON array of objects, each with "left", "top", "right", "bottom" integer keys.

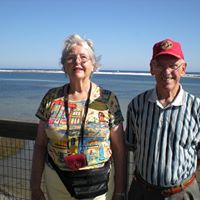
[{"left": 64, "top": 82, "right": 92, "bottom": 151}]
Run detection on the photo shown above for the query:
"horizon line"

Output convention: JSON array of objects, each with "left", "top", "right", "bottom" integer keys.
[{"left": 0, "top": 69, "right": 200, "bottom": 78}]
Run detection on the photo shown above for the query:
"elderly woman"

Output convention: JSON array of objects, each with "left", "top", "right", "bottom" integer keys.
[{"left": 31, "top": 34, "right": 126, "bottom": 200}]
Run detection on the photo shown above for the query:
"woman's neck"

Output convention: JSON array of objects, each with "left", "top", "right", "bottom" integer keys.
[{"left": 67, "top": 80, "right": 91, "bottom": 101}]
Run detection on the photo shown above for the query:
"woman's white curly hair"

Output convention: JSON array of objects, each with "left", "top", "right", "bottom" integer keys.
[{"left": 61, "top": 34, "right": 101, "bottom": 71}]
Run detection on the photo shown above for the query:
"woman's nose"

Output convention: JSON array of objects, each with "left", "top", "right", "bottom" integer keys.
[{"left": 74, "top": 55, "right": 82, "bottom": 63}]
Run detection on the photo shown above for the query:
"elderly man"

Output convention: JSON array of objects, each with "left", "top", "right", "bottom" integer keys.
[{"left": 126, "top": 38, "right": 200, "bottom": 200}]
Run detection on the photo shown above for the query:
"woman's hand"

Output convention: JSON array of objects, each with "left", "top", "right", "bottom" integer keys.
[
  {"left": 31, "top": 188, "right": 46, "bottom": 200},
  {"left": 110, "top": 123, "right": 127, "bottom": 198},
  {"left": 112, "top": 192, "right": 126, "bottom": 200}
]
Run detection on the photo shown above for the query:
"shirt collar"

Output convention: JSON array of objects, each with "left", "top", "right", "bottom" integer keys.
[
  {"left": 64, "top": 82, "right": 100, "bottom": 104},
  {"left": 89, "top": 82, "right": 101, "bottom": 103},
  {"left": 149, "top": 85, "right": 185, "bottom": 108}
]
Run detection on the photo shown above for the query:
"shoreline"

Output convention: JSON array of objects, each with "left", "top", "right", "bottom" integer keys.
[{"left": 0, "top": 69, "right": 200, "bottom": 78}]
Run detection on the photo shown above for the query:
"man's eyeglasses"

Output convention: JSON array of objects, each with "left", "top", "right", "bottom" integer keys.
[
  {"left": 153, "top": 62, "right": 184, "bottom": 71},
  {"left": 66, "top": 54, "right": 90, "bottom": 64}
]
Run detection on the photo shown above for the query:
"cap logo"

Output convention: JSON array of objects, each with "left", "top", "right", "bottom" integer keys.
[{"left": 160, "top": 40, "right": 173, "bottom": 50}]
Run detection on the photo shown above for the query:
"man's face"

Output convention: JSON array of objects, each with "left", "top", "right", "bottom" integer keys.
[{"left": 150, "top": 54, "right": 186, "bottom": 93}]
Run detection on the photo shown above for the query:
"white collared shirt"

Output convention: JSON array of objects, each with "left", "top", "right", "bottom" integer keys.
[
  {"left": 126, "top": 86, "right": 200, "bottom": 187},
  {"left": 149, "top": 85, "right": 185, "bottom": 108}
]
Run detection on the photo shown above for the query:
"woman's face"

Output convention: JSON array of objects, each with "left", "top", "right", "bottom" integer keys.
[
  {"left": 63, "top": 44, "right": 94, "bottom": 81},
  {"left": 150, "top": 54, "right": 186, "bottom": 93}
]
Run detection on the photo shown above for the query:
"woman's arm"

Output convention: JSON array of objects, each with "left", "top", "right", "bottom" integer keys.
[
  {"left": 30, "top": 120, "right": 48, "bottom": 200},
  {"left": 110, "top": 123, "right": 127, "bottom": 200}
]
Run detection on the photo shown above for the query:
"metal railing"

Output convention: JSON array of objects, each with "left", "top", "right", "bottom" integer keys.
[
  {"left": 1, "top": 119, "right": 199, "bottom": 200},
  {"left": 0, "top": 119, "right": 133, "bottom": 200},
  {"left": 0, "top": 120, "right": 44, "bottom": 200}
]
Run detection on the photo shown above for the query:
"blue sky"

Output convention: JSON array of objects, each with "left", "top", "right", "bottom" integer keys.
[{"left": 0, "top": 0, "right": 200, "bottom": 72}]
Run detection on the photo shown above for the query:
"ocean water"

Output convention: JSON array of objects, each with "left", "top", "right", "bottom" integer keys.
[{"left": 1, "top": 71, "right": 200, "bottom": 122}]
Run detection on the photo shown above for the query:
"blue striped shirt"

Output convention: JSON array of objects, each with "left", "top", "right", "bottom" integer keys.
[{"left": 126, "top": 86, "right": 200, "bottom": 187}]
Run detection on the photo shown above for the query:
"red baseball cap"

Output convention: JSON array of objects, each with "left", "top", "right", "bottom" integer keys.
[{"left": 152, "top": 38, "right": 184, "bottom": 60}]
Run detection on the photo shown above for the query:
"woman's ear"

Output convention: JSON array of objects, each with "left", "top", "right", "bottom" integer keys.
[{"left": 62, "top": 64, "right": 67, "bottom": 74}]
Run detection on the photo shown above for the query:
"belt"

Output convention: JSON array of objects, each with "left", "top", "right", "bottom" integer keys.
[{"left": 134, "top": 173, "right": 196, "bottom": 196}]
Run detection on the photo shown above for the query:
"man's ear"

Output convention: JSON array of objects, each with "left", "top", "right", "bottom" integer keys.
[
  {"left": 150, "top": 60, "right": 156, "bottom": 75},
  {"left": 180, "top": 63, "right": 187, "bottom": 76}
]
